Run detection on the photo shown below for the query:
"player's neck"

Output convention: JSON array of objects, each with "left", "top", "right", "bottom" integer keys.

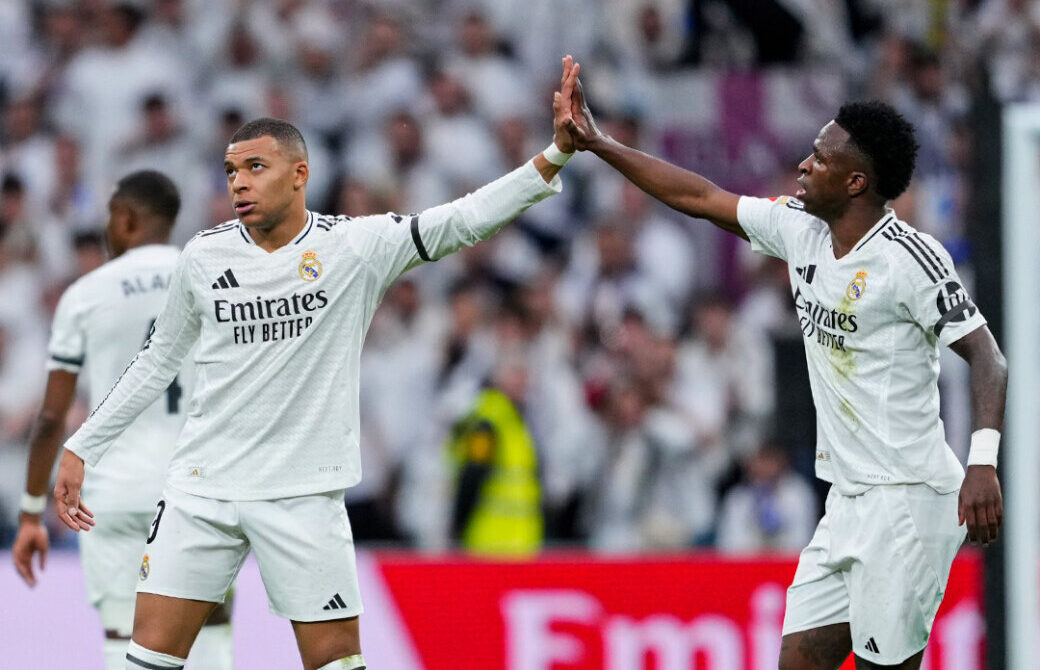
[
  {"left": 827, "top": 204, "right": 887, "bottom": 260},
  {"left": 247, "top": 205, "right": 308, "bottom": 253}
]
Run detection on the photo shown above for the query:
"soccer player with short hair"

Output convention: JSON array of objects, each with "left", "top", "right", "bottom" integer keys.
[
  {"left": 52, "top": 65, "right": 581, "bottom": 670},
  {"left": 557, "top": 56, "right": 1006, "bottom": 670},
  {"left": 12, "top": 170, "right": 234, "bottom": 670}
]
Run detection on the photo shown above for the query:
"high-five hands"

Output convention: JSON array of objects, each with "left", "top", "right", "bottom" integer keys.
[{"left": 555, "top": 55, "right": 603, "bottom": 152}]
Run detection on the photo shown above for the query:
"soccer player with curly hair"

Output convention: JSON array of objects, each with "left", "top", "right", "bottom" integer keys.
[{"left": 559, "top": 56, "right": 1006, "bottom": 670}]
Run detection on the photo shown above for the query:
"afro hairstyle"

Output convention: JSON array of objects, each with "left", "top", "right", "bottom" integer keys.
[{"left": 834, "top": 101, "right": 919, "bottom": 201}]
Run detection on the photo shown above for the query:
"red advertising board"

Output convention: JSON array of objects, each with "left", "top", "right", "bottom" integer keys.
[{"left": 377, "top": 552, "right": 983, "bottom": 670}]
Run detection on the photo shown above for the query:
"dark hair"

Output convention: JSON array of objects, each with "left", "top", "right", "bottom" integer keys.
[
  {"left": 229, "top": 117, "right": 308, "bottom": 160},
  {"left": 834, "top": 101, "right": 918, "bottom": 201},
  {"left": 113, "top": 170, "right": 180, "bottom": 227}
]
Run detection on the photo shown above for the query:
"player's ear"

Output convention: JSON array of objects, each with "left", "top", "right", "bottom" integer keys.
[
  {"left": 293, "top": 161, "right": 309, "bottom": 190},
  {"left": 847, "top": 170, "right": 868, "bottom": 198}
]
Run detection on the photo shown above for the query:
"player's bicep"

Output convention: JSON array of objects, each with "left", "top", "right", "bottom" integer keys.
[{"left": 697, "top": 189, "right": 746, "bottom": 240}]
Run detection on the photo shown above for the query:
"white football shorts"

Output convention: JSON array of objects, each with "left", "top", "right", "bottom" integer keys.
[
  {"left": 79, "top": 510, "right": 154, "bottom": 635},
  {"left": 782, "top": 483, "right": 966, "bottom": 665},
  {"left": 136, "top": 486, "right": 363, "bottom": 622}
]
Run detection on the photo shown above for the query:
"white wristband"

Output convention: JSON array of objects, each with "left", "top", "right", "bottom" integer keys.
[
  {"left": 542, "top": 141, "right": 574, "bottom": 167},
  {"left": 20, "top": 493, "right": 47, "bottom": 515},
  {"left": 967, "top": 428, "right": 1000, "bottom": 468}
]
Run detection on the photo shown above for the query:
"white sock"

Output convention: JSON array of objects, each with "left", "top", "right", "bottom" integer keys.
[
  {"left": 316, "top": 655, "right": 366, "bottom": 670},
  {"left": 104, "top": 639, "right": 131, "bottom": 670},
  {"left": 126, "top": 640, "right": 186, "bottom": 669},
  {"left": 186, "top": 623, "right": 233, "bottom": 670}
]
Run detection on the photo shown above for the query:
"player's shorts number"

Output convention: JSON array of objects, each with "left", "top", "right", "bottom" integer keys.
[{"left": 146, "top": 500, "right": 166, "bottom": 545}]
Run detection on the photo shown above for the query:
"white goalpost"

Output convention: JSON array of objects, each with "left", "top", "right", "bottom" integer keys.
[{"left": 1002, "top": 103, "right": 1040, "bottom": 670}]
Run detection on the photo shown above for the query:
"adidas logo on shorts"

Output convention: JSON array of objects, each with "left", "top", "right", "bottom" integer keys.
[
  {"left": 323, "top": 593, "right": 348, "bottom": 611},
  {"left": 864, "top": 637, "right": 880, "bottom": 654}
]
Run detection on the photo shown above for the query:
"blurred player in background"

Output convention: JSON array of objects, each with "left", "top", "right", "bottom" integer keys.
[
  {"left": 50, "top": 62, "right": 580, "bottom": 670},
  {"left": 11, "top": 171, "right": 233, "bottom": 670},
  {"left": 558, "top": 56, "right": 1007, "bottom": 670}
]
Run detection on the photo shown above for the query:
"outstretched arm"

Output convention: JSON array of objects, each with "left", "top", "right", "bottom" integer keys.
[
  {"left": 558, "top": 56, "right": 745, "bottom": 238},
  {"left": 949, "top": 325, "right": 1007, "bottom": 546}
]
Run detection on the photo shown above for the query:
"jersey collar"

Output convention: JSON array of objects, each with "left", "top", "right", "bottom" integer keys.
[
  {"left": 852, "top": 208, "right": 897, "bottom": 253},
  {"left": 236, "top": 211, "right": 314, "bottom": 248}
]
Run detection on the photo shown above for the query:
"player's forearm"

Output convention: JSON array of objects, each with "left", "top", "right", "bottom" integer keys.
[
  {"left": 951, "top": 327, "right": 1008, "bottom": 432},
  {"left": 24, "top": 413, "right": 65, "bottom": 496},
  {"left": 586, "top": 135, "right": 746, "bottom": 237},
  {"left": 969, "top": 350, "right": 1007, "bottom": 432}
]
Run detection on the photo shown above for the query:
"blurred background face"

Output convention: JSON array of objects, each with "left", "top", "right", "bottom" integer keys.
[{"left": 104, "top": 197, "right": 131, "bottom": 258}]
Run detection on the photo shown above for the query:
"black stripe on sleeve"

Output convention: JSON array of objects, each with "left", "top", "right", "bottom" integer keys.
[
  {"left": 901, "top": 231, "right": 947, "bottom": 279},
  {"left": 911, "top": 233, "right": 950, "bottom": 275},
  {"left": 50, "top": 354, "right": 84, "bottom": 366},
  {"left": 892, "top": 237, "right": 938, "bottom": 283},
  {"left": 410, "top": 215, "right": 432, "bottom": 262},
  {"left": 933, "top": 301, "right": 976, "bottom": 337}
]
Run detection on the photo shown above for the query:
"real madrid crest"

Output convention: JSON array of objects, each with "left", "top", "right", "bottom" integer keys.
[
  {"left": 299, "top": 250, "right": 322, "bottom": 282},
  {"left": 846, "top": 270, "right": 867, "bottom": 300},
  {"left": 140, "top": 554, "right": 150, "bottom": 581}
]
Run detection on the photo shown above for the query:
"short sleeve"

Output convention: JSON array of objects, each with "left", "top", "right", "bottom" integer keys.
[
  {"left": 737, "top": 195, "right": 817, "bottom": 262},
  {"left": 894, "top": 234, "right": 987, "bottom": 347},
  {"left": 47, "top": 281, "right": 86, "bottom": 373}
]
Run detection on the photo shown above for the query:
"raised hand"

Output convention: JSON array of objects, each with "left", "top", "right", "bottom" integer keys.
[
  {"left": 552, "top": 55, "right": 581, "bottom": 153},
  {"left": 558, "top": 58, "right": 603, "bottom": 151},
  {"left": 54, "top": 449, "right": 94, "bottom": 532}
]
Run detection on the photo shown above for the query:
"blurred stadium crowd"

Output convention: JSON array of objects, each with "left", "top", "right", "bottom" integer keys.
[{"left": 0, "top": 0, "right": 1036, "bottom": 554}]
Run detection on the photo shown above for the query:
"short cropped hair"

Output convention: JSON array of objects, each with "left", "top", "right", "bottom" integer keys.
[
  {"left": 113, "top": 170, "right": 180, "bottom": 227},
  {"left": 229, "top": 117, "right": 308, "bottom": 161},
  {"left": 834, "top": 101, "right": 918, "bottom": 201}
]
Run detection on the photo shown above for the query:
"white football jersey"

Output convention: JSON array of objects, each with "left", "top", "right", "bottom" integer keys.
[
  {"left": 65, "top": 161, "right": 561, "bottom": 500},
  {"left": 738, "top": 196, "right": 986, "bottom": 495},
  {"left": 48, "top": 244, "right": 191, "bottom": 512}
]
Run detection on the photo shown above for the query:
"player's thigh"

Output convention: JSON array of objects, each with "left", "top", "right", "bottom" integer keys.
[
  {"left": 291, "top": 616, "right": 361, "bottom": 670},
  {"left": 134, "top": 488, "right": 249, "bottom": 654},
  {"left": 779, "top": 623, "right": 853, "bottom": 670},
  {"left": 846, "top": 485, "right": 962, "bottom": 666},
  {"left": 79, "top": 510, "right": 153, "bottom": 636},
  {"left": 242, "top": 490, "right": 363, "bottom": 623}
]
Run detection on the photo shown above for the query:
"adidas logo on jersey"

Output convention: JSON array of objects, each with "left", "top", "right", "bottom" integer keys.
[
  {"left": 323, "top": 593, "right": 349, "bottom": 611},
  {"left": 211, "top": 269, "right": 240, "bottom": 290},
  {"left": 864, "top": 637, "right": 880, "bottom": 654},
  {"left": 795, "top": 264, "right": 817, "bottom": 284}
]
